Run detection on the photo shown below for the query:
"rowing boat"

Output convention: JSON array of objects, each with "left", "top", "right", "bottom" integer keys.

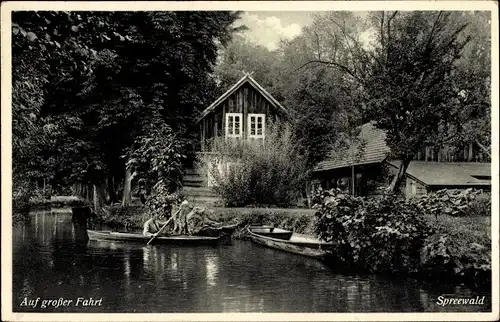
[
  {"left": 247, "top": 227, "right": 334, "bottom": 259},
  {"left": 87, "top": 230, "right": 220, "bottom": 245},
  {"left": 247, "top": 225, "right": 293, "bottom": 240}
]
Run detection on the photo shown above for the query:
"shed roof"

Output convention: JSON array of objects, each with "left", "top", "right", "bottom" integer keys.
[
  {"left": 388, "top": 161, "right": 491, "bottom": 187},
  {"left": 314, "top": 122, "right": 391, "bottom": 172},
  {"left": 196, "top": 74, "right": 289, "bottom": 123}
]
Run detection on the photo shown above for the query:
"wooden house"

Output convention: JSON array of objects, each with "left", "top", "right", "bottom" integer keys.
[
  {"left": 196, "top": 73, "right": 289, "bottom": 150},
  {"left": 182, "top": 73, "right": 290, "bottom": 204}
]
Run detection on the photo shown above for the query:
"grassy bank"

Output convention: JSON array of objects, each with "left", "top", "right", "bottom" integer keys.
[
  {"left": 97, "top": 204, "right": 316, "bottom": 234},
  {"left": 98, "top": 205, "right": 150, "bottom": 229},
  {"left": 26, "top": 196, "right": 88, "bottom": 210},
  {"left": 98, "top": 204, "right": 490, "bottom": 242},
  {"left": 97, "top": 204, "right": 490, "bottom": 288}
]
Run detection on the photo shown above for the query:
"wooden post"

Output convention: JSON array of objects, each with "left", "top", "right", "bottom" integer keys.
[
  {"left": 201, "top": 122, "right": 205, "bottom": 152},
  {"left": 351, "top": 166, "right": 355, "bottom": 195},
  {"left": 468, "top": 143, "right": 473, "bottom": 162}
]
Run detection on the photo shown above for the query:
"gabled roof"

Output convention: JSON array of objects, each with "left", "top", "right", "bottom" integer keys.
[
  {"left": 196, "top": 74, "right": 289, "bottom": 123},
  {"left": 388, "top": 161, "right": 491, "bottom": 187},
  {"left": 314, "top": 122, "right": 391, "bottom": 172}
]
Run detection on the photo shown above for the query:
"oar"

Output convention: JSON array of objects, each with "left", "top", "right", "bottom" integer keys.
[{"left": 146, "top": 207, "right": 182, "bottom": 245}]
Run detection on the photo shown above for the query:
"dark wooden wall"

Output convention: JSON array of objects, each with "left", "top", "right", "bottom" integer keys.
[{"left": 199, "top": 83, "right": 283, "bottom": 151}]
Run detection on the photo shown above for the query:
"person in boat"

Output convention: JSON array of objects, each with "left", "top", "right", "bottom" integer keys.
[
  {"left": 142, "top": 213, "right": 171, "bottom": 237},
  {"left": 172, "top": 200, "right": 191, "bottom": 235}
]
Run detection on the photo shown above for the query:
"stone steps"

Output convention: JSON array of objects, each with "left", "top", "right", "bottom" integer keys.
[
  {"left": 183, "top": 174, "right": 205, "bottom": 187},
  {"left": 182, "top": 166, "right": 221, "bottom": 206}
]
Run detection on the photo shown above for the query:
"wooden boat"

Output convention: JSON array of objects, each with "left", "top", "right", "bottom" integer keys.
[
  {"left": 247, "top": 227, "right": 334, "bottom": 259},
  {"left": 195, "top": 222, "right": 239, "bottom": 237},
  {"left": 248, "top": 225, "right": 293, "bottom": 240},
  {"left": 87, "top": 230, "right": 220, "bottom": 245}
]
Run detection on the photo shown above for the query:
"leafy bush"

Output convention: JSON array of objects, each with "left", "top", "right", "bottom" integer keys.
[
  {"left": 131, "top": 121, "right": 188, "bottom": 217},
  {"left": 13, "top": 176, "right": 34, "bottom": 214},
  {"left": 313, "top": 188, "right": 432, "bottom": 274},
  {"left": 202, "top": 121, "right": 309, "bottom": 207},
  {"left": 131, "top": 121, "right": 188, "bottom": 194},
  {"left": 99, "top": 204, "right": 149, "bottom": 230},
  {"left": 467, "top": 196, "right": 491, "bottom": 217},
  {"left": 415, "top": 188, "right": 488, "bottom": 217},
  {"left": 420, "top": 233, "right": 491, "bottom": 287}
]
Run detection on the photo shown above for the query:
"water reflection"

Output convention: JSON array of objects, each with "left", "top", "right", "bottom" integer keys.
[
  {"left": 12, "top": 210, "right": 491, "bottom": 313},
  {"left": 205, "top": 256, "right": 218, "bottom": 288}
]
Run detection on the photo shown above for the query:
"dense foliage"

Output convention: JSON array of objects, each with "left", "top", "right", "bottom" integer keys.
[
  {"left": 313, "top": 188, "right": 491, "bottom": 285},
  {"left": 204, "top": 122, "right": 308, "bottom": 207},
  {"left": 313, "top": 188, "right": 432, "bottom": 274},
  {"left": 420, "top": 232, "right": 491, "bottom": 286},
  {"left": 12, "top": 11, "right": 244, "bottom": 212},
  {"left": 415, "top": 188, "right": 490, "bottom": 217}
]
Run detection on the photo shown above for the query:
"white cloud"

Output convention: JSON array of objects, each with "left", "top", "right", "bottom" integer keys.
[{"left": 238, "top": 12, "right": 302, "bottom": 51}]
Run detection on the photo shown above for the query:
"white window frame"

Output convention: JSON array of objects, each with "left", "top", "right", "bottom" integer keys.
[
  {"left": 225, "top": 113, "right": 243, "bottom": 138},
  {"left": 247, "top": 113, "right": 266, "bottom": 140}
]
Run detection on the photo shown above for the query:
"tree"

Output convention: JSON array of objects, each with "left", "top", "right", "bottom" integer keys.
[
  {"left": 12, "top": 11, "right": 245, "bottom": 212},
  {"left": 213, "top": 35, "right": 279, "bottom": 95},
  {"left": 447, "top": 12, "right": 491, "bottom": 158},
  {"left": 300, "top": 11, "right": 476, "bottom": 192},
  {"left": 363, "top": 11, "right": 472, "bottom": 192},
  {"left": 12, "top": 11, "right": 120, "bottom": 208},
  {"left": 277, "top": 14, "right": 365, "bottom": 166}
]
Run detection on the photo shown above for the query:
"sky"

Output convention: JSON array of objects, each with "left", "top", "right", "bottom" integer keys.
[
  {"left": 237, "top": 11, "right": 319, "bottom": 50},
  {"left": 237, "top": 11, "right": 370, "bottom": 51}
]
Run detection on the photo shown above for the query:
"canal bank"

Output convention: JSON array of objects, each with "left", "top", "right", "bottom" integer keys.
[
  {"left": 12, "top": 208, "right": 492, "bottom": 313},
  {"left": 95, "top": 204, "right": 491, "bottom": 289}
]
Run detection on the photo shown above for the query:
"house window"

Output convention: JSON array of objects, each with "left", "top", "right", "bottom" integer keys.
[
  {"left": 248, "top": 114, "right": 265, "bottom": 140},
  {"left": 225, "top": 113, "right": 242, "bottom": 138}
]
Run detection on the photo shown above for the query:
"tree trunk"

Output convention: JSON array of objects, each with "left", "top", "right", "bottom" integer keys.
[
  {"left": 122, "top": 143, "right": 135, "bottom": 207},
  {"left": 387, "top": 158, "right": 411, "bottom": 193},
  {"left": 108, "top": 174, "right": 117, "bottom": 204},
  {"left": 93, "top": 183, "right": 107, "bottom": 214},
  {"left": 93, "top": 185, "right": 102, "bottom": 214},
  {"left": 122, "top": 166, "right": 133, "bottom": 207},
  {"left": 468, "top": 142, "right": 474, "bottom": 161}
]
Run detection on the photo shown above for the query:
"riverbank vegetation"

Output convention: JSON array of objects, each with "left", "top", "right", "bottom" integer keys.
[
  {"left": 202, "top": 122, "right": 309, "bottom": 207},
  {"left": 313, "top": 188, "right": 491, "bottom": 287}
]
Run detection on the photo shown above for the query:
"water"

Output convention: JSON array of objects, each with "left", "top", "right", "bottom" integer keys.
[{"left": 12, "top": 209, "right": 491, "bottom": 313}]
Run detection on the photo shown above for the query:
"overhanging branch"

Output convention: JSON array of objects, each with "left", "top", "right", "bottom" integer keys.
[{"left": 297, "top": 60, "right": 364, "bottom": 84}]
